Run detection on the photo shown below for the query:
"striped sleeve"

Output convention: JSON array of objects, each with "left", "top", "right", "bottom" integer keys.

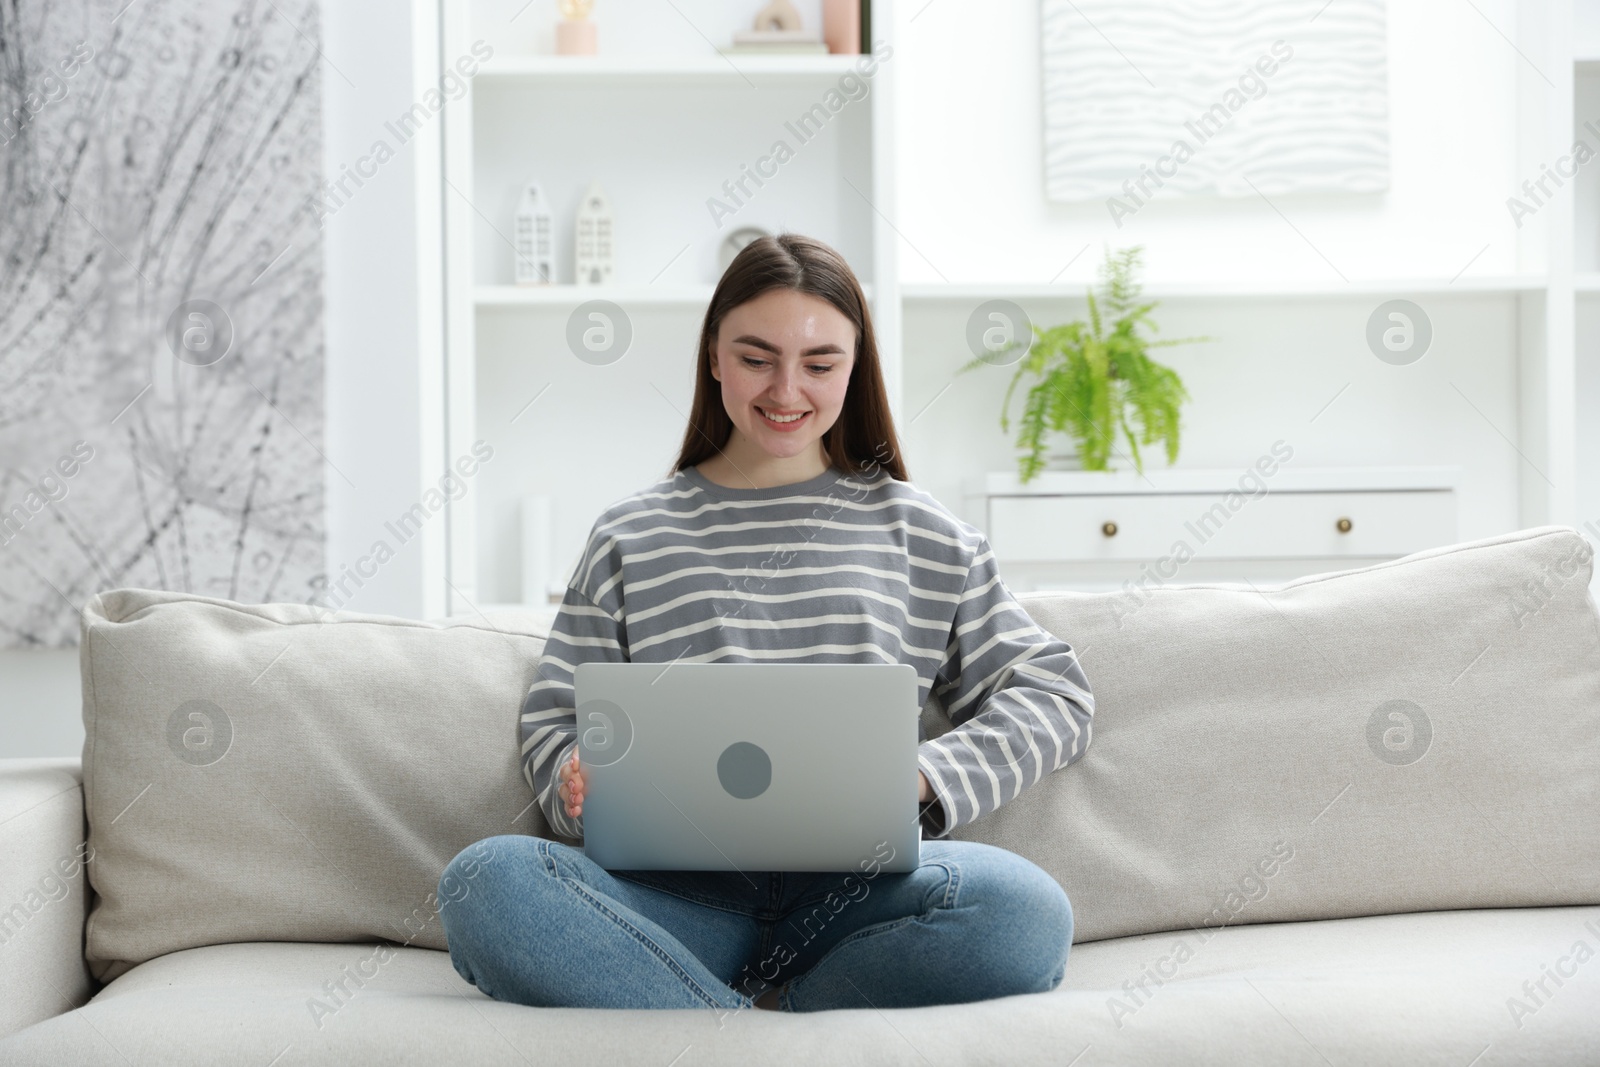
[
  {"left": 916, "top": 533, "right": 1094, "bottom": 839},
  {"left": 519, "top": 582, "right": 629, "bottom": 840}
]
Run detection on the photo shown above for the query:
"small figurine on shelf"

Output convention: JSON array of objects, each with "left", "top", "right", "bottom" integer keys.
[
  {"left": 727, "top": 0, "right": 826, "bottom": 54},
  {"left": 514, "top": 182, "right": 554, "bottom": 285},
  {"left": 575, "top": 182, "right": 614, "bottom": 287},
  {"left": 752, "top": 0, "right": 801, "bottom": 31},
  {"left": 556, "top": 0, "right": 597, "bottom": 56}
]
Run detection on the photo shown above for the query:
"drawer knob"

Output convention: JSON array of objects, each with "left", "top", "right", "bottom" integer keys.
[
  {"left": 1102, "top": 521, "right": 1118, "bottom": 537},
  {"left": 1336, "top": 517, "right": 1353, "bottom": 533}
]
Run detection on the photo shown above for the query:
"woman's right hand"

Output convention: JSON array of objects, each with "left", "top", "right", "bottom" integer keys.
[{"left": 558, "top": 747, "right": 586, "bottom": 818}]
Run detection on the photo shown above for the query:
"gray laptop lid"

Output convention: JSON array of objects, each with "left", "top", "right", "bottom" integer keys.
[{"left": 574, "top": 662, "right": 922, "bottom": 874}]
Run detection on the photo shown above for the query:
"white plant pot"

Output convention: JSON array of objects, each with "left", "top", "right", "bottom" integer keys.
[{"left": 1044, "top": 443, "right": 1085, "bottom": 470}]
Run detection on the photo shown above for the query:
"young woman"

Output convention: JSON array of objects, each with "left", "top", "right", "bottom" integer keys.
[{"left": 439, "top": 234, "right": 1095, "bottom": 1013}]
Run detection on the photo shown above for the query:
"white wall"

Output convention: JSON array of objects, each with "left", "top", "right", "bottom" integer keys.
[
  {"left": 1578, "top": 0, "right": 1600, "bottom": 59},
  {"left": 894, "top": 0, "right": 1529, "bottom": 284},
  {"left": 323, "top": 0, "right": 443, "bottom": 624},
  {"left": 0, "top": 650, "right": 81, "bottom": 759}
]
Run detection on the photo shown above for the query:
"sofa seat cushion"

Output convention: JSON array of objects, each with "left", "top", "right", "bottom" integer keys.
[{"left": 3, "top": 906, "right": 1596, "bottom": 1065}]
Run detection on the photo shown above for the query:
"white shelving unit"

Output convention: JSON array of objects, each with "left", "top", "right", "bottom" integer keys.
[{"left": 438, "top": 0, "right": 897, "bottom": 613}]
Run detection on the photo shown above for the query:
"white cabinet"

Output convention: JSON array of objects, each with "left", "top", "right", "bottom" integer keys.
[{"left": 967, "top": 468, "right": 1460, "bottom": 593}]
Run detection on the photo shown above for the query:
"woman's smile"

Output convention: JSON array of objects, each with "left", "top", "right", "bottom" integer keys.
[{"left": 757, "top": 406, "right": 811, "bottom": 430}]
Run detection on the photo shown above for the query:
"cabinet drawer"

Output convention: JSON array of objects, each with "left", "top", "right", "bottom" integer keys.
[{"left": 988, "top": 490, "right": 1456, "bottom": 562}]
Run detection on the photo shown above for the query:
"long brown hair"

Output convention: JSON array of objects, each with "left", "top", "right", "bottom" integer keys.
[{"left": 669, "top": 233, "right": 909, "bottom": 482}]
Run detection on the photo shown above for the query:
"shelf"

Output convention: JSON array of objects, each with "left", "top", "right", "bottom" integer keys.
[
  {"left": 476, "top": 54, "right": 867, "bottom": 87},
  {"left": 476, "top": 284, "right": 713, "bottom": 307},
  {"left": 902, "top": 277, "right": 1545, "bottom": 301},
  {"left": 477, "top": 279, "right": 1526, "bottom": 309},
  {"left": 475, "top": 282, "right": 875, "bottom": 308}
]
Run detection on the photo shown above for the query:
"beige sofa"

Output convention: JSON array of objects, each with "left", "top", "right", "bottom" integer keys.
[{"left": 2, "top": 525, "right": 1597, "bottom": 1065}]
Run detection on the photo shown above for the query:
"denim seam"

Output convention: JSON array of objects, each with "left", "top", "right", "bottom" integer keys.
[
  {"left": 540, "top": 843, "right": 741, "bottom": 1010},
  {"left": 923, "top": 857, "right": 960, "bottom": 914}
]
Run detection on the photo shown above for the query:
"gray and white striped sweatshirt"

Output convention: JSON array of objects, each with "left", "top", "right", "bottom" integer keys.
[{"left": 519, "top": 463, "right": 1095, "bottom": 842}]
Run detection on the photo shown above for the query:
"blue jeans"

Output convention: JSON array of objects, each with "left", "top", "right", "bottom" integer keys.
[{"left": 437, "top": 834, "right": 1073, "bottom": 1013}]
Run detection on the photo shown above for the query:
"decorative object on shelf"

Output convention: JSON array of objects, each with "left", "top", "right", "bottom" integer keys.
[
  {"left": 513, "top": 181, "right": 554, "bottom": 285},
  {"left": 753, "top": 0, "right": 801, "bottom": 30},
  {"left": 1041, "top": 0, "right": 1388, "bottom": 203},
  {"left": 727, "top": 0, "right": 827, "bottom": 54},
  {"left": 575, "top": 181, "right": 614, "bottom": 286},
  {"left": 555, "top": 0, "right": 597, "bottom": 55},
  {"left": 822, "top": 0, "right": 861, "bottom": 54},
  {"left": 956, "top": 246, "right": 1212, "bottom": 482},
  {"left": 718, "top": 225, "right": 771, "bottom": 273}
]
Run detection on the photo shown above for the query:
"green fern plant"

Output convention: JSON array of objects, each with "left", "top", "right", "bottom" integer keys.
[{"left": 957, "top": 246, "right": 1212, "bottom": 481}]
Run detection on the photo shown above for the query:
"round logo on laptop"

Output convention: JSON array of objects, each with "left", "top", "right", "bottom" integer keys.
[{"left": 717, "top": 741, "right": 771, "bottom": 799}]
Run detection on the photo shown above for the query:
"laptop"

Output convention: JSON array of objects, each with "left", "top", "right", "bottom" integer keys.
[{"left": 573, "top": 662, "right": 922, "bottom": 873}]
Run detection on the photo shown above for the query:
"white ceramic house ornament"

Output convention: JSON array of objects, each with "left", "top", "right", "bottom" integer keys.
[
  {"left": 574, "top": 181, "right": 614, "bottom": 286},
  {"left": 513, "top": 181, "right": 554, "bottom": 285}
]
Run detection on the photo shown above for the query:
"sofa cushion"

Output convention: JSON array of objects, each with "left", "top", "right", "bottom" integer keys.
[
  {"left": 934, "top": 524, "right": 1600, "bottom": 941},
  {"left": 77, "top": 589, "right": 562, "bottom": 984},
  {"left": 2, "top": 906, "right": 1596, "bottom": 1064}
]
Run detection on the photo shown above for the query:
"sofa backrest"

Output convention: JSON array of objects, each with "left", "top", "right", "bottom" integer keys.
[
  {"left": 77, "top": 526, "right": 1600, "bottom": 978},
  {"left": 934, "top": 524, "right": 1600, "bottom": 942}
]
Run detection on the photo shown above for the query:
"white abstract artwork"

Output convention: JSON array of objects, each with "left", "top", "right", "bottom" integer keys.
[
  {"left": 1041, "top": 0, "right": 1389, "bottom": 205},
  {"left": 0, "top": 1, "right": 326, "bottom": 648}
]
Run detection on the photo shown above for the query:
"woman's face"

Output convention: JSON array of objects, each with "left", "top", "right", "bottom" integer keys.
[{"left": 709, "top": 288, "right": 857, "bottom": 461}]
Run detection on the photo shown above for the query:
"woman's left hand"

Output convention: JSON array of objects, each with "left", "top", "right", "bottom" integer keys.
[{"left": 917, "top": 771, "right": 932, "bottom": 802}]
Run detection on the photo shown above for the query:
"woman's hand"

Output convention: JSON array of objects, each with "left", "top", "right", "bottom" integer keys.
[
  {"left": 917, "top": 770, "right": 932, "bottom": 803},
  {"left": 558, "top": 747, "right": 587, "bottom": 818}
]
